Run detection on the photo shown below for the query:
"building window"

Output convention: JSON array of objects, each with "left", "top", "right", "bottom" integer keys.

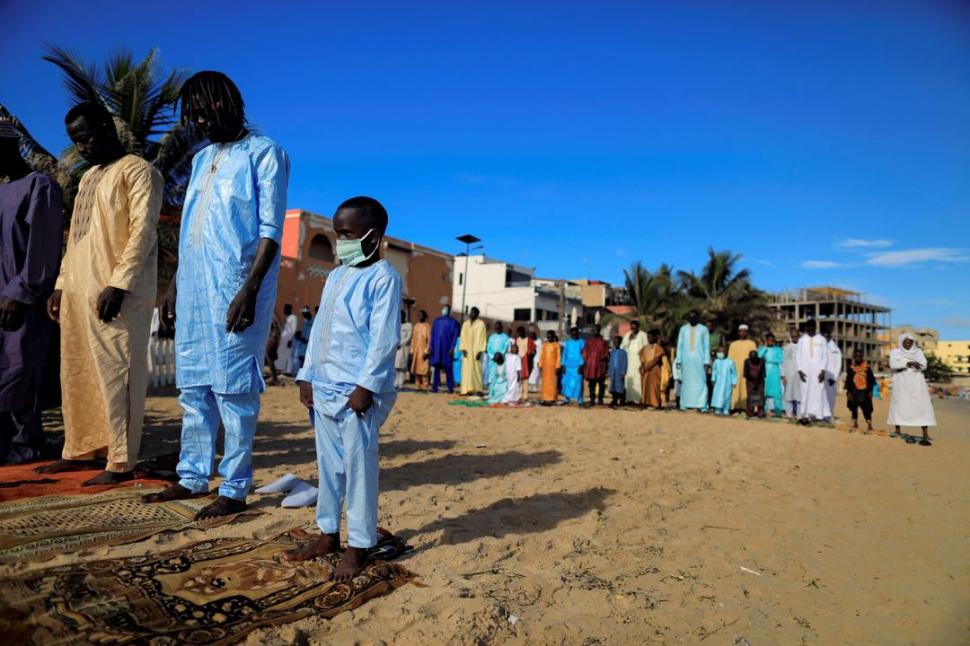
[
  {"left": 514, "top": 309, "right": 531, "bottom": 321},
  {"left": 458, "top": 272, "right": 463, "bottom": 286},
  {"left": 309, "top": 235, "right": 334, "bottom": 263}
]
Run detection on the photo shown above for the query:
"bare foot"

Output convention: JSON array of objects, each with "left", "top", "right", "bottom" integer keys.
[
  {"left": 283, "top": 532, "right": 341, "bottom": 562},
  {"left": 83, "top": 470, "right": 133, "bottom": 487},
  {"left": 333, "top": 546, "right": 367, "bottom": 583},
  {"left": 35, "top": 459, "right": 103, "bottom": 474},
  {"left": 195, "top": 495, "right": 246, "bottom": 519},
  {"left": 142, "top": 483, "right": 198, "bottom": 504}
]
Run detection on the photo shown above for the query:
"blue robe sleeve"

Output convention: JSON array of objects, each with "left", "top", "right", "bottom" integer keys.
[
  {"left": 355, "top": 271, "right": 402, "bottom": 393},
  {"left": 675, "top": 328, "right": 685, "bottom": 366},
  {"left": 255, "top": 144, "right": 290, "bottom": 243},
  {"left": 296, "top": 314, "right": 320, "bottom": 383},
  {"left": 619, "top": 350, "right": 627, "bottom": 375},
  {"left": 728, "top": 361, "right": 737, "bottom": 386},
  {"left": 701, "top": 327, "right": 711, "bottom": 366},
  {"left": 1, "top": 176, "right": 63, "bottom": 304}
]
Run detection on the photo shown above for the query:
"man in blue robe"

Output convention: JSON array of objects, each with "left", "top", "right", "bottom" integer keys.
[
  {"left": 429, "top": 305, "right": 460, "bottom": 393},
  {"left": 144, "top": 72, "right": 289, "bottom": 518},
  {"left": 0, "top": 122, "right": 63, "bottom": 463},
  {"left": 676, "top": 312, "right": 710, "bottom": 411},
  {"left": 284, "top": 196, "right": 401, "bottom": 583},
  {"left": 561, "top": 327, "right": 586, "bottom": 404}
]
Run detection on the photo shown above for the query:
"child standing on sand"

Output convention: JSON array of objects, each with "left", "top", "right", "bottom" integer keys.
[
  {"left": 504, "top": 344, "right": 522, "bottom": 404},
  {"left": 608, "top": 336, "right": 627, "bottom": 408},
  {"left": 284, "top": 197, "right": 401, "bottom": 583},
  {"left": 710, "top": 346, "right": 736, "bottom": 416},
  {"left": 845, "top": 349, "right": 876, "bottom": 431}
]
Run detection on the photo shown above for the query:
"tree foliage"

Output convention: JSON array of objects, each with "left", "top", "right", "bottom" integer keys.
[
  {"left": 924, "top": 353, "right": 954, "bottom": 384},
  {"left": 602, "top": 249, "right": 771, "bottom": 344}
]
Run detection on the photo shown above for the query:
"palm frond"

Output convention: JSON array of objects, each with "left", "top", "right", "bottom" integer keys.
[{"left": 43, "top": 45, "right": 103, "bottom": 105}]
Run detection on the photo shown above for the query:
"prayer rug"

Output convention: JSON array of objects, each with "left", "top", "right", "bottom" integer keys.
[
  {"left": 0, "top": 454, "right": 178, "bottom": 503},
  {"left": 0, "top": 488, "right": 257, "bottom": 564},
  {"left": 0, "top": 528, "right": 417, "bottom": 645}
]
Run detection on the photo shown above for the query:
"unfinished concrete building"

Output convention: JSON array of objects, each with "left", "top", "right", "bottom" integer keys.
[{"left": 767, "top": 287, "right": 891, "bottom": 368}]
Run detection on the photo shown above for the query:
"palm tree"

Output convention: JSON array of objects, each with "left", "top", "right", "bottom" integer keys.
[
  {"left": 677, "top": 247, "right": 770, "bottom": 339},
  {"left": 43, "top": 45, "right": 204, "bottom": 283},
  {"left": 601, "top": 261, "right": 689, "bottom": 341}
]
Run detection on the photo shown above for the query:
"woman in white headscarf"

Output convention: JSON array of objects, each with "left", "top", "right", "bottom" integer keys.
[{"left": 887, "top": 333, "right": 936, "bottom": 445}]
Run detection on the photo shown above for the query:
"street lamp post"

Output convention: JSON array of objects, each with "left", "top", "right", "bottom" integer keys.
[{"left": 456, "top": 234, "right": 481, "bottom": 323}]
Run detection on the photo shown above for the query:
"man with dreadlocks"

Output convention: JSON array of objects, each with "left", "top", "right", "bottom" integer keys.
[{"left": 143, "top": 72, "right": 290, "bottom": 519}]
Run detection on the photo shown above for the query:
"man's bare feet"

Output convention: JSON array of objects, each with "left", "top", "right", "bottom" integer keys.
[
  {"left": 283, "top": 532, "right": 341, "bottom": 562},
  {"left": 195, "top": 495, "right": 246, "bottom": 519},
  {"left": 35, "top": 459, "right": 102, "bottom": 474},
  {"left": 83, "top": 470, "right": 133, "bottom": 487},
  {"left": 142, "top": 483, "right": 198, "bottom": 504},
  {"left": 333, "top": 546, "right": 367, "bottom": 583}
]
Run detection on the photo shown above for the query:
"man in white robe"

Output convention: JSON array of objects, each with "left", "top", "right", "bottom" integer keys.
[
  {"left": 887, "top": 333, "right": 937, "bottom": 445},
  {"left": 621, "top": 320, "right": 649, "bottom": 404},
  {"left": 796, "top": 320, "right": 830, "bottom": 423},
  {"left": 822, "top": 326, "right": 842, "bottom": 420},
  {"left": 276, "top": 304, "right": 298, "bottom": 374},
  {"left": 781, "top": 327, "right": 801, "bottom": 417}
]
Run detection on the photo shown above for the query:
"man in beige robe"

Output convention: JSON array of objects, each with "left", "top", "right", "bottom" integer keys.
[
  {"left": 410, "top": 309, "right": 431, "bottom": 390},
  {"left": 728, "top": 324, "right": 758, "bottom": 411},
  {"left": 459, "top": 306, "right": 487, "bottom": 395},
  {"left": 39, "top": 102, "right": 161, "bottom": 485}
]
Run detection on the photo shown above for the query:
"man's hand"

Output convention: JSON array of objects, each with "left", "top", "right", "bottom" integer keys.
[
  {"left": 298, "top": 380, "right": 313, "bottom": 409},
  {"left": 782, "top": 376, "right": 788, "bottom": 385},
  {"left": 476, "top": 351, "right": 483, "bottom": 360},
  {"left": 907, "top": 361, "right": 922, "bottom": 371},
  {"left": 462, "top": 350, "right": 468, "bottom": 358},
  {"left": 161, "top": 280, "right": 177, "bottom": 330},
  {"left": 47, "top": 290, "right": 62, "bottom": 323},
  {"left": 578, "top": 365, "right": 584, "bottom": 374},
  {"left": 0, "top": 298, "right": 26, "bottom": 331},
  {"left": 818, "top": 370, "right": 826, "bottom": 383},
  {"left": 226, "top": 286, "right": 257, "bottom": 333},
  {"left": 96, "top": 286, "right": 126, "bottom": 323},
  {"left": 424, "top": 352, "right": 430, "bottom": 360},
  {"left": 798, "top": 370, "right": 807, "bottom": 383},
  {"left": 827, "top": 379, "right": 835, "bottom": 386},
  {"left": 349, "top": 385, "right": 374, "bottom": 417}
]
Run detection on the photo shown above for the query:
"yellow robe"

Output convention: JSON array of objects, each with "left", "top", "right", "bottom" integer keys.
[
  {"left": 728, "top": 339, "right": 758, "bottom": 410},
  {"left": 55, "top": 155, "right": 162, "bottom": 471},
  {"left": 539, "top": 341, "right": 561, "bottom": 402},
  {"left": 410, "top": 321, "right": 431, "bottom": 376},
  {"left": 459, "top": 319, "right": 487, "bottom": 394}
]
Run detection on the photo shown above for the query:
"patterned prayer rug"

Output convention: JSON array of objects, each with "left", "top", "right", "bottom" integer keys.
[
  {"left": 0, "top": 488, "right": 257, "bottom": 564},
  {"left": 0, "top": 528, "right": 416, "bottom": 645}
]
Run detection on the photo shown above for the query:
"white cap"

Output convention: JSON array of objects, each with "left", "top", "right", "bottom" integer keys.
[{"left": 738, "top": 324, "right": 749, "bottom": 331}]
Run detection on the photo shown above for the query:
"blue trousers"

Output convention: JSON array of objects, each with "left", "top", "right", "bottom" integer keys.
[
  {"left": 431, "top": 363, "right": 455, "bottom": 393},
  {"left": 313, "top": 386, "right": 396, "bottom": 548},
  {"left": 176, "top": 386, "right": 260, "bottom": 501}
]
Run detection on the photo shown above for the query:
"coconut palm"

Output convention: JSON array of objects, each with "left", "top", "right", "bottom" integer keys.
[
  {"left": 600, "top": 261, "right": 689, "bottom": 341},
  {"left": 677, "top": 247, "right": 771, "bottom": 339},
  {"left": 43, "top": 45, "right": 204, "bottom": 283}
]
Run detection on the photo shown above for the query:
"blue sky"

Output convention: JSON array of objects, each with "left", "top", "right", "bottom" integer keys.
[{"left": 2, "top": 1, "right": 969, "bottom": 337}]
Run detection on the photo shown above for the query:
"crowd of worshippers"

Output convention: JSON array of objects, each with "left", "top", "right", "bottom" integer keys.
[
  {"left": 0, "top": 71, "right": 410, "bottom": 581},
  {"left": 405, "top": 308, "right": 936, "bottom": 441}
]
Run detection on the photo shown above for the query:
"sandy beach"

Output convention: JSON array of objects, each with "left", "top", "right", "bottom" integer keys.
[{"left": 4, "top": 387, "right": 968, "bottom": 645}]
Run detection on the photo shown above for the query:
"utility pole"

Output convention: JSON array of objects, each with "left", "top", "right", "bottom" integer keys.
[{"left": 456, "top": 234, "right": 481, "bottom": 323}]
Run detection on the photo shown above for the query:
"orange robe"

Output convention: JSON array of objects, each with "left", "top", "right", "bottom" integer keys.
[
  {"left": 639, "top": 344, "right": 664, "bottom": 407},
  {"left": 539, "top": 341, "right": 561, "bottom": 402},
  {"left": 410, "top": 321, "right": 431, "bottom": 376}
]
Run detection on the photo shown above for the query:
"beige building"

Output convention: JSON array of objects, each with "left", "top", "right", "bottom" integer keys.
[
  {"left": 936, "top": 340, "right": 970, "bottom": 377},
  {"left": 768, "top": 287, "right": 890, "bottom": 368}
]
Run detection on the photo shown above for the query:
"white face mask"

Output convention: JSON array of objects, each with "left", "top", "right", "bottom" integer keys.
[
  {"left": 716, "top": 351, "right": 725, "bottom": 359},
  {"left": 335, "top": 229, "right": 379, "bottom": 266},
  {"left": 441, "top": 307, "right": 450, "bottom": 316}
]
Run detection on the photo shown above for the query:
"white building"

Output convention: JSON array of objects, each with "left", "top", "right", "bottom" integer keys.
[{"left": 452, "top": 255, "right": 583, "bottom": 332}]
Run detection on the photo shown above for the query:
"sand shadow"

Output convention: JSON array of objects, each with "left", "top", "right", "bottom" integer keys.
[
  {"left": 405, "top": 487, "right": 614, "bottom": 545},
  {"left": 380, "top": 439, "right": 458, "bottom": 458},
  {"left": 382, "top": 450, "right": 562, "bottom": 491}
]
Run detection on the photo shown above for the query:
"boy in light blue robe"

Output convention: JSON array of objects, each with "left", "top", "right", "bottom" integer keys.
[
  {"left": 285, "top": 197, "right": 401, "bottom": 583},
  {"left": 608, "top": 337, "right": 628, "bottom": 408},
  {"left": 676, "top": 312, "right": 711, "bottom": 411},
  {"left": 710, "top": 347, "right": 736, "bottom": 415},
  {"left": 144, "top": 72, "right": 289, "bottom": 519},
  {"left": 561, "top": 327, "right": 586, "bottom": 404},
  {"left": 487, "top": 353, "right": 507, "bottom": 404}
]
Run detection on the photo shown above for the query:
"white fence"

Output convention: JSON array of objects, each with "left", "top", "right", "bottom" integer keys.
[{"left": 149, "top": 337, "right": 176, "bottom": 387}]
